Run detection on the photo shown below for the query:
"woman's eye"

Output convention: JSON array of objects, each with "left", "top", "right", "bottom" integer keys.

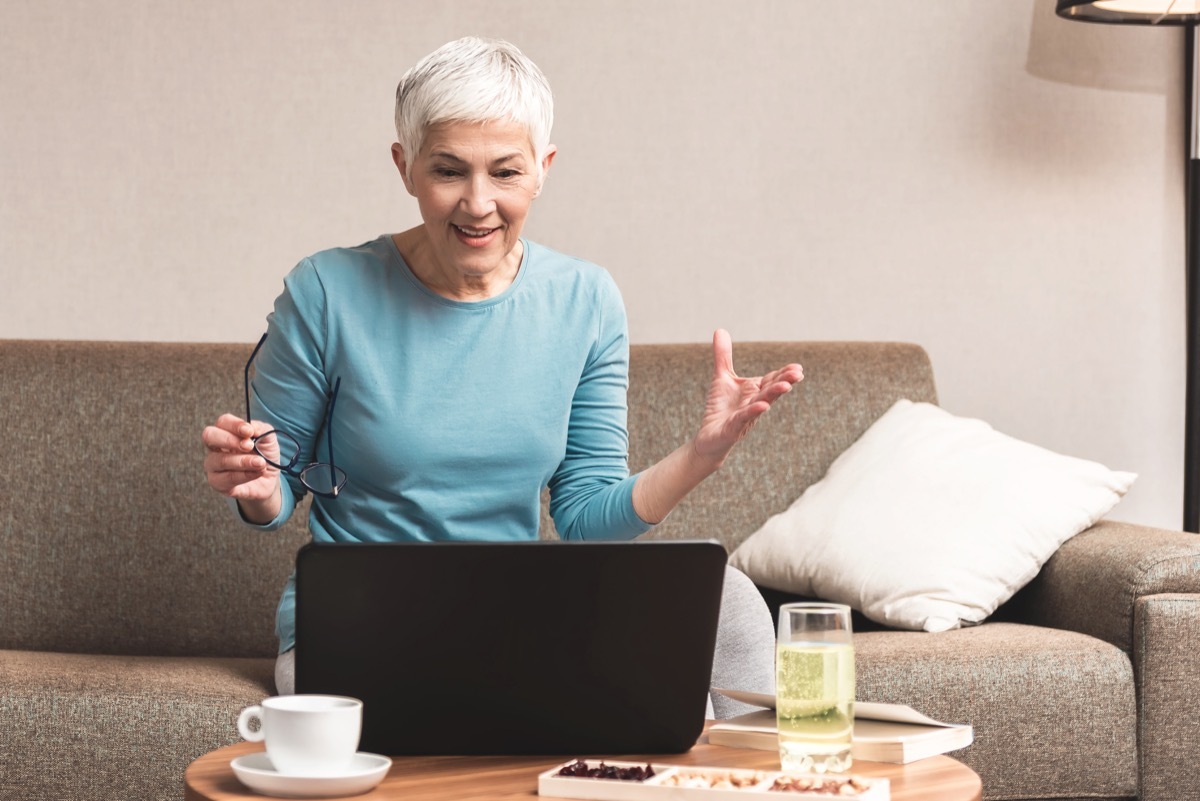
[
  {"left": 433, "top": 167, "right": 460, "bottom": 178},
  {"left": 494, "top": 170, "right": 520, "bottom": 180}
]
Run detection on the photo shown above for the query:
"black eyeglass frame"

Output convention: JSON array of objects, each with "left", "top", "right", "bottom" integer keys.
[{"left": 244, "top": 332, "right": 347, "bottom": 499}]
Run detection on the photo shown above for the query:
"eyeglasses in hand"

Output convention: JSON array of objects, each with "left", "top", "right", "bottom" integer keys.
[{"left": 244, "top": 332, "right": 348, "bottom": 499}]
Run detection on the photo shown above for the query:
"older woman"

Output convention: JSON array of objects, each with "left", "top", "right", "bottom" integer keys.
[{"left": 201, "top": 37, "right": 802, "bottom": 718}]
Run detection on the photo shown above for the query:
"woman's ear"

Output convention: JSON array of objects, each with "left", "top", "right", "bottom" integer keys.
[
  {"left": 391, "top": 143, "right": 417, "bottom": 196},
  {"left": 534, "top": 144, "right": 558, "bottom": 197}
]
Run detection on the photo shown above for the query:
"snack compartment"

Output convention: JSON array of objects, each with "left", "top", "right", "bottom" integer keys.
[{"left": 538, "top": 760, "right": 890, "bottom": 800}]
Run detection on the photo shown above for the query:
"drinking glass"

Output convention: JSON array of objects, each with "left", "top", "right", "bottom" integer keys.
[{"left": 776, "top": 602, "right": 855, "bottom": 773}]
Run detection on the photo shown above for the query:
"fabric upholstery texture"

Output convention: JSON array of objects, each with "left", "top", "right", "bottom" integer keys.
[
  {"left": 2, "top": 338, "right": 1192, "bottom": 801},
  {"left": 1134, "top": 595, "right": 1200, "bottom": 801},
  {"left": 1010, "top": 519, "right": 1200, "bottom": 652},
  {"left": 0, "top": 341, "right": 310, "bottom": 657},
  {"left": 856, "top": 624, "right": 1137, "bottom": 800},
  {"left": 0, "top": 649, "right": 274, "bottom": 801}
]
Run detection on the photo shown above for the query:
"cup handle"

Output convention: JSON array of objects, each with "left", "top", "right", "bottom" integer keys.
[{"left": 237, "top": 705, "right": 265, "bottom": 742}]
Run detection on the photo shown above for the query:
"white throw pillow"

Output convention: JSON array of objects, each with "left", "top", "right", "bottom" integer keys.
[{"left": 729, "top": 399, "right": 1136, "bottom": 632}]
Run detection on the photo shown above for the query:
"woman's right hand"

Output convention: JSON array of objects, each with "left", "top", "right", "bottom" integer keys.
[{"left": 202, "top": 413, "right": 282, "bottom": 523}]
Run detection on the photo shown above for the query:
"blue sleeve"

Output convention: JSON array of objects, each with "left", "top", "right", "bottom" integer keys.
[
  {"left": 233, "top": 257, "right": 331, "bottom": 530},
  {"left": 226, "top": 480, "right": 296, "bottom": 532},
  {"left": 548, "top": 274, "right": 653, "bottom": 541}
]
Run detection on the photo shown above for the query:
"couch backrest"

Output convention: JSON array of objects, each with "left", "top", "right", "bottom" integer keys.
[
  {"left": 0, "top": 340, "right": 935, "bottom": 658},
  {"left": 0, "top": 340, "right": 309, "bottom": 658}
]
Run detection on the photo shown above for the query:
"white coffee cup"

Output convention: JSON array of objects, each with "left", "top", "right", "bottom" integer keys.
[{"left": 237, "top": 695, "right": 363, "bottom": 776}]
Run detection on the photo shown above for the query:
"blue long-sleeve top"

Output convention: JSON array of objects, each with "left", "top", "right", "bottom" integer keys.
[{"left": 240, "top": 235, "right": 653, "bottom": 652}]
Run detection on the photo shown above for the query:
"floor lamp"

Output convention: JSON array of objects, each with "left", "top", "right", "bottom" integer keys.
[{"left": 1057, "top": 0, "right": 1200, "bottom": 532}]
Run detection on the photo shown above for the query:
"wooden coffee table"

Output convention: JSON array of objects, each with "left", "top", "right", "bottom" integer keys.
[{"left": 185, "top": 726, "right": 982, "bottom": 801}]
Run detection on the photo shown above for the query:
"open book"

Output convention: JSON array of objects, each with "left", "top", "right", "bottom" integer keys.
[{"left": 709, "top": 689, "right": 973, "bottom": 765}]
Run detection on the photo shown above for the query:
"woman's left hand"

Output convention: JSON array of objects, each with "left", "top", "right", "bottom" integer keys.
[
  {"left": 693, "top": 329, "right": 804, "bottom": 466},
  {"left": 630, "top": 329, "right": 803, "bottom": 525}
]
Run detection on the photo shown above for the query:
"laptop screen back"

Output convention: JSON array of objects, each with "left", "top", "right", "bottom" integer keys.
[{"left": 294, "top": 540, "right": 727, "bottom": 756}]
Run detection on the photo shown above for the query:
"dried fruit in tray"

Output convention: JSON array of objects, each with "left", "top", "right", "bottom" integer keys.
[{"left": 557, "top": 760, "right": 657, "bottom": 781}]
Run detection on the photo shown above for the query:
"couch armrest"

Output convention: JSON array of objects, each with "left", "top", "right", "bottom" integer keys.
[
  {"left": 1007, "top": 519, "right": 1200, "bottom": 652},
  {"left": 1135, "top": 593, "right": 1200, "bottom": 801},
  {"left": 1008, "top": 521, "right": 1200, "bottom": 801}
]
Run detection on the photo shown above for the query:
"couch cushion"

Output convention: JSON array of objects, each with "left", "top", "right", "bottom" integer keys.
[
  {"left": 855, "top": 623, "right": 1137, "bottom": 800},
  {"left": 0, "top": 649, "right": 274, "bottom": 801}
]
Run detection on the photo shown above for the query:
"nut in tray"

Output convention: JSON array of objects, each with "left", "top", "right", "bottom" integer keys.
[{"left": 538, "top": 759, "right": 890, "bottom": 800}]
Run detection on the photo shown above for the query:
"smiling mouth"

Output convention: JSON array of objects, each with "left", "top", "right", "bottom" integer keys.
[{"left": 453, "top": 224, "right": 498, "bottom": 238}]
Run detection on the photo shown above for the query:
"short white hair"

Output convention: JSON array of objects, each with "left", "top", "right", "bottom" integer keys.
[{"left": 394, "top": 37, "right": 554, "bottom": 179}]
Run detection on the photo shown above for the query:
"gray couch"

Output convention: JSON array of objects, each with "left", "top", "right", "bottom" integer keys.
[{"left": 2, "top": 339, "right": 1198, "bottom": 801}]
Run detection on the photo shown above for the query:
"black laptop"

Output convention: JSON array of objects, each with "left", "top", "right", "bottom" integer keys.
[{"left": 293, "top": 539, "right": 727, "bottom": 756}]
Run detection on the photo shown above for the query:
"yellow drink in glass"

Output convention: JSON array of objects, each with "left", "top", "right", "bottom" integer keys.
[{"left": 775, "top": 604, "right": 854, "bottom": 773}]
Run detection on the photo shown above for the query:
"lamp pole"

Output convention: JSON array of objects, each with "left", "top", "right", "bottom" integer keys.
[{"left": 1185, "top": 24, "right": 1200, "bottom": 531}]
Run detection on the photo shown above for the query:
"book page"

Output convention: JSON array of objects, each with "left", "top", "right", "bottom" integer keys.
[{"left": 712, "top": 688, "right": 964, "bottom": 728}]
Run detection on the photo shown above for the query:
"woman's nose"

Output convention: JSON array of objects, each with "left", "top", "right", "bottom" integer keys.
[{"left": 460, "top": 174, "right": 496, "bottom": 216}]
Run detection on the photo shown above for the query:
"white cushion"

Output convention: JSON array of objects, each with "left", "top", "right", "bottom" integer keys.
[{"left": 729, "top": 400, "right": 1136, "bottom": 632}]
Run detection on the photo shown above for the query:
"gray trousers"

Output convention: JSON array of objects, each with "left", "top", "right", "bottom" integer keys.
[{"left": 274, "top": 564, "right": 775, "bottom": 720}]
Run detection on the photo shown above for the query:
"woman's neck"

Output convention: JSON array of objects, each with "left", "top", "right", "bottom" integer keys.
[{"left": 392, "top": 226, "right": 522, "bottom": 302}]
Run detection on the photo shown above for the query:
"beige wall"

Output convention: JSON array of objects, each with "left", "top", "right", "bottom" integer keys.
[{"left": 0, "top": 0, "right": 1186, "bottom": 530}]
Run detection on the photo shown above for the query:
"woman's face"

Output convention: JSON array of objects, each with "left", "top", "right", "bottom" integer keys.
[{"left": 393, "top": 120, "right": 555, "bottom": 286}]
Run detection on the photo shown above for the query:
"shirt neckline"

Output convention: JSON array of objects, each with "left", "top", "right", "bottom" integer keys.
[{"left": 383, "top": 234, "right": 530, "bottom": 310}]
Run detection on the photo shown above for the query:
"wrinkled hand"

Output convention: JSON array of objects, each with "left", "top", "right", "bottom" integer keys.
[
  {"left": 201, "top": 413, "right": 281, "bottom": 502},
  {"left": 693, "top": 329, "right": 804, "bottom": 466}
]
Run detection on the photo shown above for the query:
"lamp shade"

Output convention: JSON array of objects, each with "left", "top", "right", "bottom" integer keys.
[{"left": 1057, "top": 0, "right": 1200, "bottom": 24}]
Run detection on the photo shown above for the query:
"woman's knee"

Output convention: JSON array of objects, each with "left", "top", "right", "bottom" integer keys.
[
  {"left": 710, "top": 565, "right": 775, "bottom": 719},
  {"left": 274, "top": 648, "right": 296, "bottom": 695}
]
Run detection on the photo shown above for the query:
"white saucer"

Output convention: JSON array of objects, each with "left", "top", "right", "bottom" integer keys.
[{"left": 230, "top": 752, "right": 392, "bottom": 799}]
